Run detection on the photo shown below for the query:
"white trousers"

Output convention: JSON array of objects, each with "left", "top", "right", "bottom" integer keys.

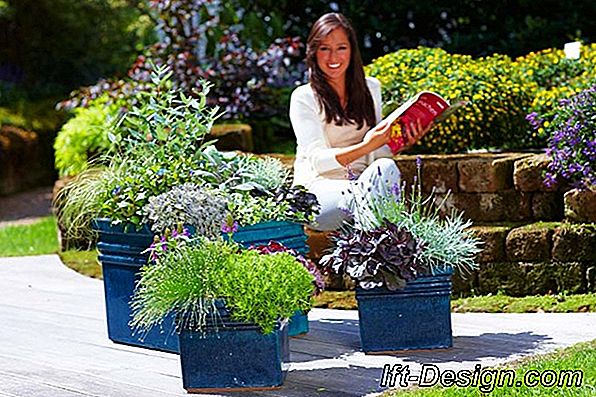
[{"left": 308, "top": 158, "right": 401, "bottom": 231}]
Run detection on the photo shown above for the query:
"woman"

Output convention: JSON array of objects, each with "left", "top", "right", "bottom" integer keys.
[{"left": 290, "top": 13, "right": 428, "bottom": 230}]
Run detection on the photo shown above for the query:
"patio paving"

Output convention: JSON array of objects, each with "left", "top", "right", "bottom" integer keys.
[{"left": 0, "top": 254, "right": 594, "bottom": 397}]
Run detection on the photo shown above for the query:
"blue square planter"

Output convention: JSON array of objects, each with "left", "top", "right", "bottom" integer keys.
[
  {"left": 287, "top": 310, "right": 309, "bottom": 336},
  {"left": 224, "top": 220, "right": 309, "bottom": 255},
  {"left": 178, "top": 315, "right": 290, "bottom": 392},
  {"left": 93, "top": 219, "right": 179, "bottom": 353},
  {"left": 356, "top": 273, "right": 453, "bottom": 353}
]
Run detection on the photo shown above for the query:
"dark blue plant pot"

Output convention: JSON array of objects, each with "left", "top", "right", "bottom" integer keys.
[
  {"left": 356, "top": 273, "right": 453, "bottom": 353},
  {"left": 178, "top": 307, "right": 290, "bottom": 392},
  {"left": 92, "top": 218, "right": 179, "bottom": 353},
  {"left": 224, "top": 220, "right": 310, "bottom": 336},
  {"left": 224, "top": 220, "right": 309, "bottom": 255},
  {"left": 287, "top": 310, "right": 309, "bottom": 336}
]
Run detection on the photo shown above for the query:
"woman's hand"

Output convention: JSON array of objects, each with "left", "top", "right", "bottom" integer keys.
[
  {"left": 364, "top": 120, "right": 392, "bottom": 150},
  {"left": 402, "top": 119, "right": 433, "bottom": 151}
]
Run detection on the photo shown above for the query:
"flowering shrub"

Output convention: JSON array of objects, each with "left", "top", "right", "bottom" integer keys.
[
  {"left": 365, "top": 47, "right": 532, "bottom": 153},
  {"left": 365, "top": 44, "right": 596, "bottom": 153},
  {"left": 513, "top": 44, "right": 596, "bottom": 140},
  {"left": 250, "top": 241, "right": 325, "bottom": 295},
  {"left": 527, "top": 85, "right": 596, "bottom": 190}
]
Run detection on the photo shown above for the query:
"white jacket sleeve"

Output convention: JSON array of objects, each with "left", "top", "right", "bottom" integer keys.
[
  {"left": 289, "top": 87, "right": 344, "bottom": 174},
  {"left": 367, "top": 77, "right": 393, "bottom": 161}
]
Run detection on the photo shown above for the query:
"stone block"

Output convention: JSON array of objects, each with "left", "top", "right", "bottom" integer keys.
[
  {"left": 551, "top": 224, "right": 596, "bottom": 263},
  {"left": 0, "top": 125, "right": 55, "bottom": 196},
  {"left": 531, "top": 192, "right": 564, "bottom": 221},
  {"left": 305, "top": 228, "right": 332, "bottom": 263},
  {"left": 478, "top": 261, "right": 585, "bottom": 296},
  {"left": 394, "top": 155, "right": 458, "bottom": 194},
  {"left": 477, "top": 262, "right": 529, "bottom": 296},
  {"left": 208, "top": 123, "right": 253, "bottom": 152},
  {"left": 564, "top": 189, "right": 596, "bottom": 223},
  {"left": 457, "top": 155, "right": 520, "bottom": 193},
  {"left": 524, "top": 262, "right": 585, "bottom": 295},
  {"left": 451, "top": 269, "right": 478, "bottom": 297},
  {"left": 506, "top": 224, "right": 556, "bottom": 262},
  {"left": 436, "top": 191, "right": 531, "bottom": 222},
  {"left": 513, "top": 154, "right": 558, "bottom": 192},
  {"left": 467, "top": 225, "right": 512, "bottom": 262}
]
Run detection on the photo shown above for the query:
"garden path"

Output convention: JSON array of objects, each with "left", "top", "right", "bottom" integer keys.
[{"left": 0, "top": 255, "right": 594, "bottom": 397}]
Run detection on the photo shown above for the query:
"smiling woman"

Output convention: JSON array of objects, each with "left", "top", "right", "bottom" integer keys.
[{"left": 289, "top": 13, "right": 429, "bottom": 231}]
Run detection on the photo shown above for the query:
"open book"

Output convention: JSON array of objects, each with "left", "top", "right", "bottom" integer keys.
[{"left": 379, "top": 91, "right": 467, "bottom": 154}]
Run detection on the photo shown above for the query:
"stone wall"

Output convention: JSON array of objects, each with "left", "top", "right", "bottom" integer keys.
[
  {"left": 269, "top": 152, "right": 596, "bottom": 297},
  {"left": 0, "top": 125, "right": 56, "bottom": 196}
]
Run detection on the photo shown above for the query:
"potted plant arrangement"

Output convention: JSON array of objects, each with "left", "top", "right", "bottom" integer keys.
[
  {"left": 321, "top": 158, "right": 482, "bottom": 352},
  {"left": 54, "top": 64, "right": 322, "bottom": 351},
  {"left": 130, "top": 235, "right": 315, "bottom": 391}
]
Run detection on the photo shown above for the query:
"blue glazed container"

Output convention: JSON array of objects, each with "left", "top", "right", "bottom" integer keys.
[
  {"left": 356, "top": 273, "right": 453, "bottom": 353},
  {"left": 225, "top": 220, "right": 310, "bottom": 336},
  {"left": 92, "top": 219, "right": 180, "bottom": 353},
  {"left": 287, "top": 310, "right": 309, "bottom": 336},
  {"left": 224, "top": 220, "right": 309, "bottom": 255},
  {"left": 178, "top": 304, "right": 290, "bottom": 392}
]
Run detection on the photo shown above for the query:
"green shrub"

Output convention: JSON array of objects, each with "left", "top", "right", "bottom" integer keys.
[
  {"left": 366, "top": 47, "right": 532, "bottom": 153},
  {"left": 130, "top": 239, "right": 314, "bottom": 335},
  {"left": 53, "top": 96, "right": 120, "bottom": 177},
  {"left": 513, "top": 43, "right": 596, "bottom": 138}
]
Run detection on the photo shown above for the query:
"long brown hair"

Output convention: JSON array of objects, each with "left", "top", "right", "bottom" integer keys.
[{"left": 306, "top": 13, "right": 375, "bottom": 129}]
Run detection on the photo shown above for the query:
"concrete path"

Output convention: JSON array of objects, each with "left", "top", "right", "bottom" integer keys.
[{"left": 0, "top": 255, "right": 594, "bottom": 397}]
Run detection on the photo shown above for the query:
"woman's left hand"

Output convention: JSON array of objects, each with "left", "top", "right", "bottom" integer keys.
[{"left": 402, "top": 119, "right": 432, "bottom": 150}]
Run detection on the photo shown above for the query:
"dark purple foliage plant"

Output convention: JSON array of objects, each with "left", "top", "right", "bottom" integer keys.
[{"left": 320, "top": 220, "right": 427, "bottom": 291}]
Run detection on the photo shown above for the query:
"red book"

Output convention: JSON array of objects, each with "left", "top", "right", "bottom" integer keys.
[{"left": 379, "top": 91, "right": 467, "bottom": 154}]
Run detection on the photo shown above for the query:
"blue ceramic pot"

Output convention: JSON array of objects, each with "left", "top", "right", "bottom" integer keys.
[
  {"left": 92, "top": 218, "right": 179, "bottom": 353},
  {"left": 225, "top": 220, "right": 310, "bottom": 336},
  {"left": 178, "top": 302, "right": 290, "bottom": 392},
  {"left": 356, "top": 272, "right": 453, "bottom": 353},
  {"left": 224, "top": 220, "right": 309, "bottom": 255}
]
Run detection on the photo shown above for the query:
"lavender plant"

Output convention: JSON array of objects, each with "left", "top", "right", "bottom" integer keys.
[
  {"left": 143, "top": 183, "right": 228, "bottom": 237},
  {"left": 526, "top": 85, "right": 596, "bottom": 190}
]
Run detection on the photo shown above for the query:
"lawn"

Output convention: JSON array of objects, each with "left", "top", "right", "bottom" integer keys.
[
  {"left": 0, "top": 216, "right": 59, "bottom": 257},
  {"left": 382, "top": 340, "right": 596, "bottom": 396}
]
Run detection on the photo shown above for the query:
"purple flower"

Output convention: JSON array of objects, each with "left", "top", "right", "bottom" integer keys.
[
  {"left": 221, "top": 220, "right": 239, "bottom": 234},
  {"left": 416, "top": 156, "right": 423, "bottom": 170},
  {"left": 391, "top": 182, "right": 401, "bottom": 197},
  {"left": 346, "top": 165, "right": 357, "bottom": 181},
  {"left": 111, "top": 186, "right": 121, "bottom": 196}
]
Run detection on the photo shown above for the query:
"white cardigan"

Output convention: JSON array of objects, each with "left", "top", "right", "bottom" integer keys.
[{"left": 289, "top": 76, "right": 393, "bottom": 188}]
